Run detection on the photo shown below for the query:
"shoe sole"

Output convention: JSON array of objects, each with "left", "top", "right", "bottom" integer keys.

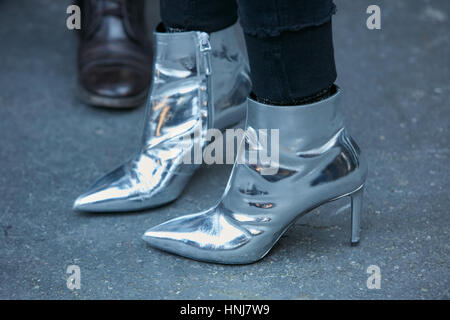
[{"left": 76, "top": 80, "right": 149, "bottom": 109}]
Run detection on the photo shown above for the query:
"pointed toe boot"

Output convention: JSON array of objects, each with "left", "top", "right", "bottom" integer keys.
[
  {"left": 74, "top": 22, "right": 251, "bottom": 212},
  {"left": 142, "top": 87, "right": 368, "bottom": 264}
]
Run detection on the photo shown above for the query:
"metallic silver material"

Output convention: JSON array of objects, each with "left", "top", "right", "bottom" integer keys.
[
  {"left": 350, "top": 186, "right": 364, "bottom": 245},
  {"left": 142, "top": 88, "right": 368, "bottom": 264},
  {"left": 73, "top": 23, "right": 251, "bottom": 212}
]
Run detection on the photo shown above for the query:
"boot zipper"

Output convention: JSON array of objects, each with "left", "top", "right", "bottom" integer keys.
[
  {"left": 197, "top": 32, "right": 213, "bottom": 129},
  {"left": 198, "top": 32, "right": 212, "bottom": 75}
]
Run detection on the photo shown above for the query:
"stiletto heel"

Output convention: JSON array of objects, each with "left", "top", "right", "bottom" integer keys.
[{"left": 350, "top": 186, "right": 364, "bottom": 246}]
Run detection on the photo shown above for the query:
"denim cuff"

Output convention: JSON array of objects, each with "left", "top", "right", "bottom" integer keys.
[
  {"left": 245, "top": 20, "right": 337, "bottom": 102},
  {"left": 238, "top": 0, "right": 336, "bottom": 38},
  {"left": 161, "top": 0, "right": 238, "bottom": 33}
]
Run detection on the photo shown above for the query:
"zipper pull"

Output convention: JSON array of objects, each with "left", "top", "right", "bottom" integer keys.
[{"left": 198, "top": 32, "right": 212, "bottom": 75}]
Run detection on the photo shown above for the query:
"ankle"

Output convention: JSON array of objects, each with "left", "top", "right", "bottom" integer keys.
[
  {"left": 253, "top": 84, "right": 337, "bottom": 106},
  {"left": 166, "top": 26, "right": 188, "bottom": 33}
]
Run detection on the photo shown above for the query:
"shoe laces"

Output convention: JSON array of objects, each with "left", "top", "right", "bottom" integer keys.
[{"left": 96, "top": 0, "right": 125, "bottom": 18}]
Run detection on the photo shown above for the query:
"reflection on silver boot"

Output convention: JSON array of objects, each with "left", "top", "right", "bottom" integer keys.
[
  {"left": 143, "top": 88, "right": 368, "bottom": 264},
  {"left": 73, "top": 23, "right": 251, "bottom": 212}
]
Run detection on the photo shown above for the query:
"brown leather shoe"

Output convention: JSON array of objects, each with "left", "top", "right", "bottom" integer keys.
[{"left": 77, "top": 0, "right": 153, "bottom": 108}]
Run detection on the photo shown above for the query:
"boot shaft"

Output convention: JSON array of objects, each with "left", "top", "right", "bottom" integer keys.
[
  {"left": 143, "top": 23, "right": 251, "bottom": 148},
  {"left": 246, "top": 86, "right": 344, "bottom": 152},
  {"left": 222, "top": 89, "right": 368, "bottom": 220}
]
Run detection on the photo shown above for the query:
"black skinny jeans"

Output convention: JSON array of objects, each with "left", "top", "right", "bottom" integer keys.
[{"left": 160, "top": 0, "right": 337, "bottom": 103}]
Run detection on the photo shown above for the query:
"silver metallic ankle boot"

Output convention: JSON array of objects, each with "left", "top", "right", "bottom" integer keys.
[
  {"left": 73, "top": 23, "right": 251, "bottom": 212},
  {"left": 142, "top": 88, "right": 368, "bottom": 264}
]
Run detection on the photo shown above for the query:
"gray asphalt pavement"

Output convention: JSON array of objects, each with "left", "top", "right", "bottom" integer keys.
[{"left": 0, "top": 0, "right": 448, "bottom": 299}]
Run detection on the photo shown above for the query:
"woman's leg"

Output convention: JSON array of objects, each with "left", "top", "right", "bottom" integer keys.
[
  {"left": 160, "top": 0, "right": 238, "bottom": 33},
  {"left": 238, "top": 0, "right": 337, "bottom": 105}
]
